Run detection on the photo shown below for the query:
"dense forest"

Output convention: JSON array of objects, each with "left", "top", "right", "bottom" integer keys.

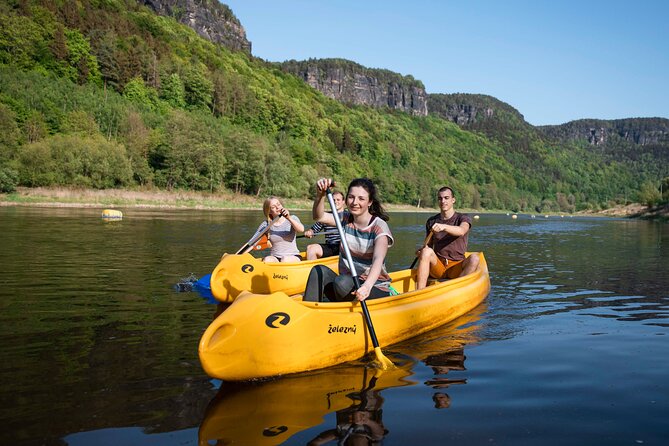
[{"left": 0, "top": 0, "right": 667, "bottom": 211}]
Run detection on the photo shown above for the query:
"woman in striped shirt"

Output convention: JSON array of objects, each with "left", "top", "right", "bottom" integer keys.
[{"left": 304, "top": 178, "right": 394, "bottom": 302}]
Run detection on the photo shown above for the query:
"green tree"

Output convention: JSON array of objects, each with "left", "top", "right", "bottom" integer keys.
[
  {"left": 64, "top": 29, "right": 101, "bottom": 85},
  {"left": 182, "top": 65, "right": 213, "bottom": 111},
  {"left": 17, "top": 134, "right": 133, "bottom": 188},
  {"left": 160, "top": 73, "right": 186, "bottom": 108},
  {"left": 123, "top": 77, "right": 157, "bottom": 111}
]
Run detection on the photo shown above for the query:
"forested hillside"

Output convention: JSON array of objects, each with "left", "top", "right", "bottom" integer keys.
[{"left": 0, "top": 0, "right": 666, "bottom": 211}]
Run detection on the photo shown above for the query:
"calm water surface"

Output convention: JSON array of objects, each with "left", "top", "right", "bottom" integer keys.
[{"left": 1, "top": 207, "right": 667, "bottom": 445}]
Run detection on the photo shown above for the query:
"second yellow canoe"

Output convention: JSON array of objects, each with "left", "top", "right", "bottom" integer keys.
[{"left": 210, "top": 252, "right": 339, "bottom": 303}]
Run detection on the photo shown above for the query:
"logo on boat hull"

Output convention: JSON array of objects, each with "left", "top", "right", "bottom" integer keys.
[
  {"left": 266, "top": 312, "right": 290, "bottom": 328},
  {"left": 241, "top": 264, "right": 254, "bottom": 273},
  {"left": 263, "top": 426, "right": 288, "bottom": 437}
]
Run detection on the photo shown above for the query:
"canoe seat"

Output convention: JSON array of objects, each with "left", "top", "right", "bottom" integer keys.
[{"left": 427, "top": 278, "right": 450, "bottom": 286}]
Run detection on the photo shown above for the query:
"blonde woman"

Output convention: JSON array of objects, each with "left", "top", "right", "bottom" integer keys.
[{"left": 251, "top": 196, "right": 304, "bottom": 263}]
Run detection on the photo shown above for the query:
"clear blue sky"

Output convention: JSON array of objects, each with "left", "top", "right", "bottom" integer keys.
[{"left": 223, "top": 0, "right": 668, "bottom": 126}]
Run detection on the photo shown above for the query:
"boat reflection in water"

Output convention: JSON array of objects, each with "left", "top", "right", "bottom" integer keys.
[
  {"left": 198, "top": 303, "right": 486, "bottom": 445},
  {"left": 198, "top": 363, "right": 415, "bottom": 446}
]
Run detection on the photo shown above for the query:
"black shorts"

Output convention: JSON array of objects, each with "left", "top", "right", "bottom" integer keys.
[{"left": 320, "top": 243, "right": 340, "bottom": 258}]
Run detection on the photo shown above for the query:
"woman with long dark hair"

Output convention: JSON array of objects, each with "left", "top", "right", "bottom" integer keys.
[{"left": 304, "top": 178, "right": 393, "bottom": 302}]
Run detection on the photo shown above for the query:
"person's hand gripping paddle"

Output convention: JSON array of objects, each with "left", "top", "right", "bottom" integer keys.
[
  {"left": 325, "top": 183, "right": 395, "bottom": 370},
  {"left": 236, "top": 215, "right": 281, "bottom": 254}
]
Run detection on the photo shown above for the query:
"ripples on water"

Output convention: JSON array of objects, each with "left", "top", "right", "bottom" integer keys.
[{"left": 1, "top": 209, "right": 667, "bottom": 445}]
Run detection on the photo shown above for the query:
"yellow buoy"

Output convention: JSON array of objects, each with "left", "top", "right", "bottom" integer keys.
[
  {"left": 473, "top": 215, "right": 480, "bottom": 220},
  {"left": 511, "top": 214, "right": 518, "bottom": 219},
  {"left": 101, "top": 209, "right": 123, "bottom": 219}
]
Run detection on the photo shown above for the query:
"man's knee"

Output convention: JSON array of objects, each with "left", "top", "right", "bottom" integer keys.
[
  {"left": 419, "top": 247, "right": 435, "bottom": 262},
  {"left": 306, "top": 244, "right": 322, "bottom": 258}
]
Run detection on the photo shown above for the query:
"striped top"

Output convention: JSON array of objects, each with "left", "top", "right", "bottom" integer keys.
[
  {"left": 309, "top": 211, "right": 343, "bottom": 245},
  {"left": 338, "top": 211, "right": 394, "bottom": 292}
]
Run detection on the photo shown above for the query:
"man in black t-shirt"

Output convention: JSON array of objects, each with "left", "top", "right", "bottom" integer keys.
[{"left": 414, "top": 186, "right": 480, "bottom": 289}]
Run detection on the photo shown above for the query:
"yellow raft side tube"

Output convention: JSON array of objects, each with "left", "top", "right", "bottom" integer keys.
[
  {"left": 199, "top": 252, "right": 490, "bottom": 381},
  {"left": 209, "top": 252, "right": 338, "bottom": 303}
]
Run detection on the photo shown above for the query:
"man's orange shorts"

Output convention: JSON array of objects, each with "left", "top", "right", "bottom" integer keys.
[{"left": 430, "top": 257, "right": 464, "bottom": 280}]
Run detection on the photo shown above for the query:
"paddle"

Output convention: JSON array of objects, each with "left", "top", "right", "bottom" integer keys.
[
  {"left": 410, "top": 230, "right": 434, "bottom": 269},
  {"left": 325, "top": 186, "right": 395, "bottom": 370},
  {"left": 297, "top": 233, "right": 324, "bottom": 239},
  {"left": 235, "top": 215, "right": 281, "bottom": 254}
]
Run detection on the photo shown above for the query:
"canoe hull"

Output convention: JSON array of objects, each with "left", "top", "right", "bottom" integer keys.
[
  {"left": 210, "top": 252, "right": 339, "bottom": 303},
  {"left": 199, "top": 252, "right": 490, "bottom": 381}
]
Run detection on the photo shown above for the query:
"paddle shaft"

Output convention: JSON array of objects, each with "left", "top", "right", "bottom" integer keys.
[
  {"left": 325, "top": 188, "right": 382, "bottom": 350},
  {"left": 236, "top": 215, "right": 281, "bottom": 254}
]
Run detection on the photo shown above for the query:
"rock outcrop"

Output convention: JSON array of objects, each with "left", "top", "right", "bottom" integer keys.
[
  {"left": 538, "top": 118, "right": 669, "bottom": 146},
  {"left": 280, "top": 59, "right": 428, "bottom": 116},
  {"left": 427, "top": 93, "right": 526, "bottom": 126},
  {"left": 142, "top": 0, "right": 251, "bottom": 54}
]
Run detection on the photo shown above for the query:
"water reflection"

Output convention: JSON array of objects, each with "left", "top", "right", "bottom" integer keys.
[
  {"left": 198, "top": 365, "right": 414, "bottom": 445},
  {"left": 307, "top": 374, "right": 389, "bottom": 445}
]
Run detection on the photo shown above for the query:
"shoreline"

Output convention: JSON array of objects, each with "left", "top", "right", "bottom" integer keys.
[{"left": 1, "top": 187, "right": 664, "bottom": 219}]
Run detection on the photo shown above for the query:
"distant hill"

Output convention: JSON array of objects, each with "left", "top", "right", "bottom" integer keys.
[
  {"left": 279, "top": 58, "right": 428, "bottom": 117},
  {"left": 538, "top": 118, "right": 669, "bottom": 164},
  {"left": 142, "top": 0, "right": 251, "bottom": 53},
  {"left": 0, "top": 0, "right": 666, "bottom": 213}
]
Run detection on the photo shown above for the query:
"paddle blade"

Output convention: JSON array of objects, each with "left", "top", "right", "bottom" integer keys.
[
  {"left": 373, "top": 347, "right": 396, "bottom": 370},
  {"left": 251, "top": 234, "right": 270, "bottom": 251}
]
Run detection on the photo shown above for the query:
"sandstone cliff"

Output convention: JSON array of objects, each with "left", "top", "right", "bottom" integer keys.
[
  {"left": 427, "top": 93, "right": 527, "bottom": 126},
  {"left": 280, "top": 58, "right": 428, "bottom": 116},
  {"left": 538, "top": 118, "right": 669, "bottom": 147},
  {"left": 142, "top": 0, "right": 251, "bottom": 54}
]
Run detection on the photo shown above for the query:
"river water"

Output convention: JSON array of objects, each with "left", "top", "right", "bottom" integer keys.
[{"left": 1, "top": 206, "right": 667, "bottom": 445}]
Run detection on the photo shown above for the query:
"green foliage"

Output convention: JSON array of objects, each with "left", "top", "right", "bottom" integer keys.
[
  {"left": 17, "top": 134, "right": 133, "bottom": 188},
  {"left": 123, "top": 77, "right": 159, "bottom": 111},
  {"left": 160, "top": 73, "right": 186, "bottom": 108},
  {"left": 0, "top": 163, "right": 19, "bottom": 192},
  {"left": 182, "top": 64, "right": 214, "bottom": 111},
  {"left": 153, "top": 111, "right": 226, "bottom": 191},
  {"left": 0, "top": 0, "right": 665, "bottom": 213},
  {"left": 0, "top": 102, "right": 22, "bottom": 156},
  {"left": 637, "top": 181, "right": 662, "bottom": 207}
]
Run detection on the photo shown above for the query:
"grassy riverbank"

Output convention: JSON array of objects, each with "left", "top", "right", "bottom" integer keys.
[
  {"left": 0, "top": 187, "right": 429, "bottom": 213},
  {"left": 2, "top": 187, "right": 665, "bottom": 220}
]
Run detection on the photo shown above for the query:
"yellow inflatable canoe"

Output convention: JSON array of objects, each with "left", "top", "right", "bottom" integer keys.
[
  {"left": 199, "top": 364, "right": 414, "bottom": 446},
  {"left": 209, "top": 252, "right": 338, "bottom": 303},
  {"left": 199, "top": 252, "right": 490, "bottom": 380}
]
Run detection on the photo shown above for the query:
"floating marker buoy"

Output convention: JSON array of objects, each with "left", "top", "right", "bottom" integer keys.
[
  {"left": 511, "top": 214, "right": 518, "bottom": 219},
  {"left": 102, "top": 209, "right": 123, "bottom": 219},
  {"left": 473, "top": 215, "right": 480, "bottom": 220}
]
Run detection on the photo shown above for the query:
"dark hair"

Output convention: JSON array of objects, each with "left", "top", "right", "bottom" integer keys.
[
  {"left": 438, "top": 186, "right": 455, "bottom": 197},
  {"left": 347, "top": 178, "right": 390, "bottom": 221}
]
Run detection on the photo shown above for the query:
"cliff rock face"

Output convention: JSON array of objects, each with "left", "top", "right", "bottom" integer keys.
[
  {"left": 538, "top": 118, "right": 669, "bottom": 146},
  {"left": 281, "top": 59, "right": 428, "bottom": 116},
  {"left": 142, "top": 0, "right": 251, "bottom": 54},
  {"left": 427, "top": 93, "right": 526, "bottom": 126}
]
